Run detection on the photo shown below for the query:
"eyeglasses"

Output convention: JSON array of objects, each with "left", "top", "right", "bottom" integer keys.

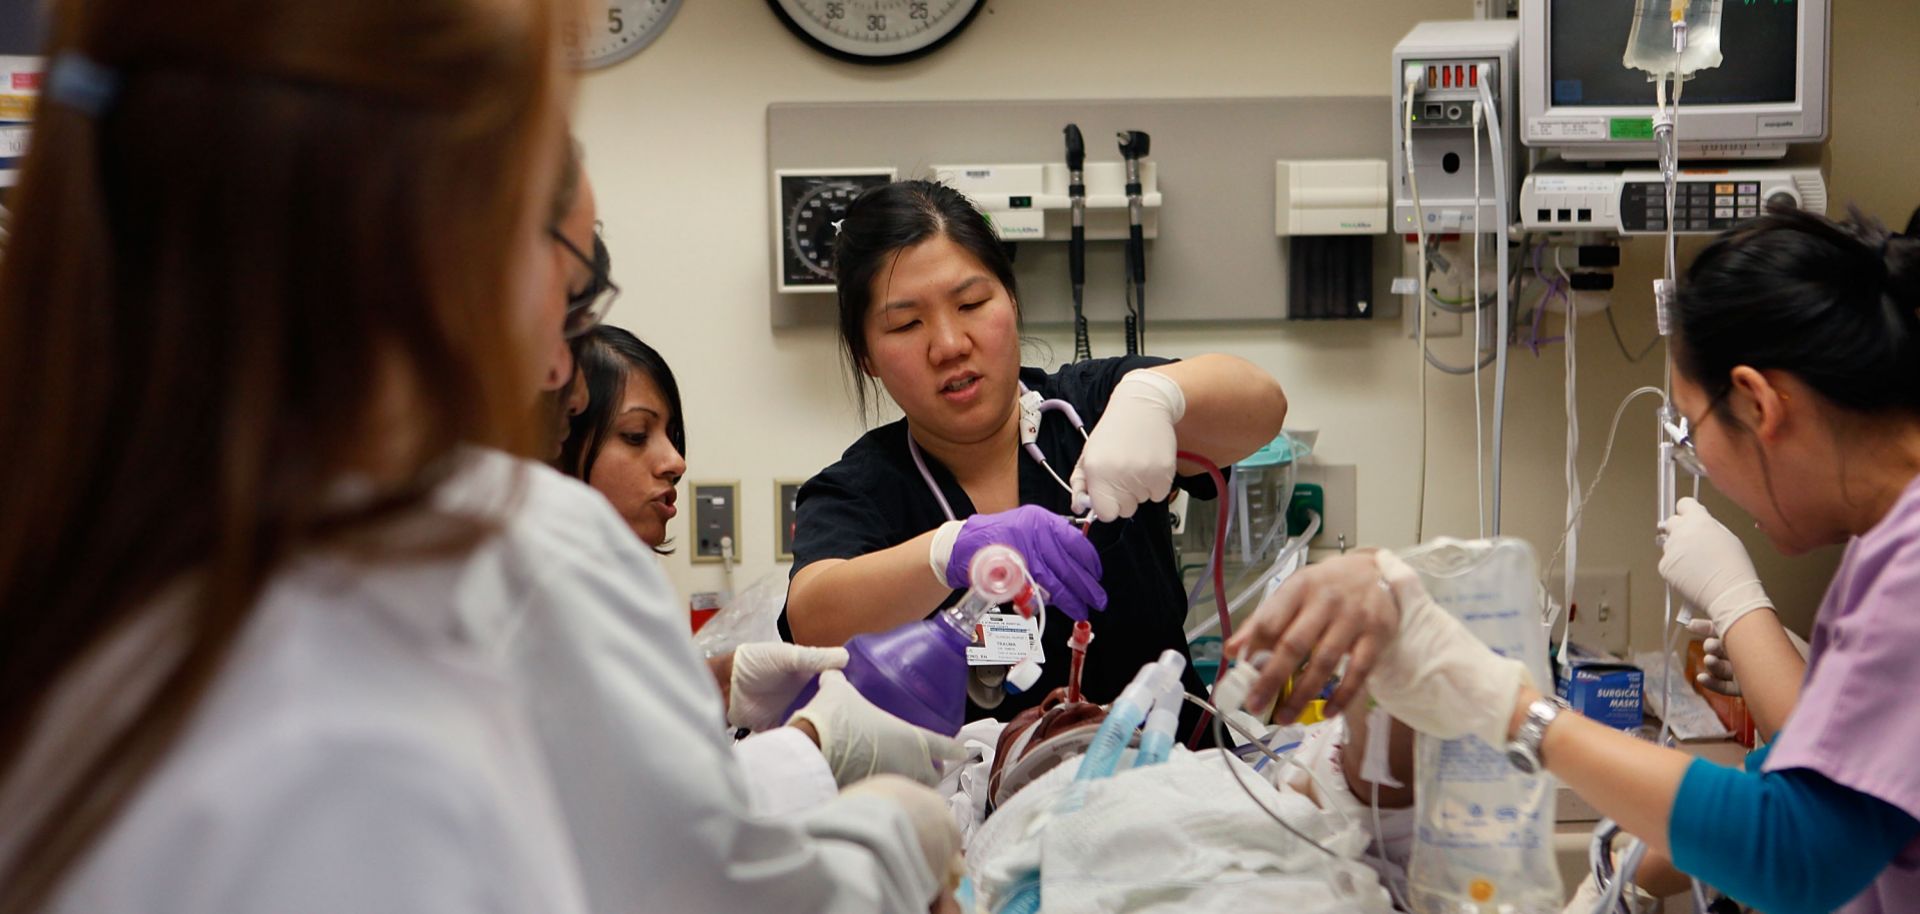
[
  {"left": 551, "top": 226, "right": 619, "bottom": 338},
  {"left": 1665, "top": 413, "right": 1708, "bottom": 478}
]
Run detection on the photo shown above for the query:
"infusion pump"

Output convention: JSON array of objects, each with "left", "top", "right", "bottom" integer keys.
[{"left": 1520, "top": 164, "right": 1826, "bottom": 236}]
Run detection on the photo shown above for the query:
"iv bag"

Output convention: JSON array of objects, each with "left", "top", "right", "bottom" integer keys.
[
  {"left": 1623, "top": 0, "right": 1725, "bottom": 79},
  {"left": 1398, "top": 538, "right": 1561, "bottom": 914}
]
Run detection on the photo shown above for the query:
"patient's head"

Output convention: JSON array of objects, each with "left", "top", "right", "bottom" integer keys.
[{"left": 988, "top": 688, "right": 1110, "bottom": 809}]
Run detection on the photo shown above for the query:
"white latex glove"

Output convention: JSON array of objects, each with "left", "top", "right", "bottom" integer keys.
[
  {"left": 1684, "top": 616, "right": 1741, "bottom": 696},
  {"left": 1364, "top": 550, "right": 1532, "bottom": 748},
  {"left": 1659, "top": 497, "right": 1775, "bottom": 638},
  {"left": 1682, "top": 614, "right": 1812, "bottom": 696},
  {"left": 727, "top": 642, "right": 850, "bottom": 731},
  {"left": 1070, "top": 369, "right": 1186, "bottom": 522},
  {"left": 790, "top": 670, "right": 968, "bottom": 787},
  {"left": 840, "top": 774, "right": 964, "bottom": 899}
]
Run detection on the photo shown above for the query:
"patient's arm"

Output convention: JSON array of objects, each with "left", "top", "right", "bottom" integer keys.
[{"left": 1340, "top": 703, "right": 1416, "bottom": 808}]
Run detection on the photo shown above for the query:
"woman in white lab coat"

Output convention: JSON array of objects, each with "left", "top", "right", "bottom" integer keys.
[{"left": 0, "top": 2, "right": 954, "bottom": 913}]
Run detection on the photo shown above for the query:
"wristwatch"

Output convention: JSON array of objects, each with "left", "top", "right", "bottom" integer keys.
[{"left": 1506, "top": 694, "right": 1570, "bottom": 774}]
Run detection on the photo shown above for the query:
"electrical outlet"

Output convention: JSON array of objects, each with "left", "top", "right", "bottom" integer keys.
[
  {"left": 775, "top": 480, "right": 803, "bottom": 562},
  {"left": 691, "top": 481, "right": 739, "bottom": 564},
  {"left": 1547, "top": 568, "right": 1630, "bottom": 655},
  {"left": 1292, "top": 463, "right": 1357, "bottom": 551}
]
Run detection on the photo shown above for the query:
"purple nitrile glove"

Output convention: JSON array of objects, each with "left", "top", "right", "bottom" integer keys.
[{"left": 930, "top": 505, "right": 1107, "bottom": 620}]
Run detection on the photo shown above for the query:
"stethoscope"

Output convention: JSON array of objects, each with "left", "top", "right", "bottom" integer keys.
[
  {"left": 906, "top": 383, "right": 1090, "bottom": 522},
  {"left": 906, "top": 383, "right": 1091, "bottom": 704}
]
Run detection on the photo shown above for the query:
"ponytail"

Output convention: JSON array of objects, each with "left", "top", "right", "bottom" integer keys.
[{"left": 1673, "top": 204, "right": 1920, "bottom": 418}]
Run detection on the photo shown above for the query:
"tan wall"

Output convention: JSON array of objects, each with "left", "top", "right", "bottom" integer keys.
[{"left": 576, "top": 0, "right": 1920, "bottom": 648}]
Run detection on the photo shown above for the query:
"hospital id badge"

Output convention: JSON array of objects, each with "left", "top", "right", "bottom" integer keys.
[{"left": 966, "top": 613, "right": 1040, "bottom": 665}]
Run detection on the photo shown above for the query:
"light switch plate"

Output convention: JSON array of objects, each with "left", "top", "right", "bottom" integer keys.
[
  {"left": 775, "top": 479, "right": 803, "bottom": 562},
  {"left": 1547, "top": 568, "right": 1631, "bottom": 655}
]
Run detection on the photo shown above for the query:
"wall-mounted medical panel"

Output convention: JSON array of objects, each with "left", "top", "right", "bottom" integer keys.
[{"left": 768, "top": 96, "right": 1399, "bottom": 328}]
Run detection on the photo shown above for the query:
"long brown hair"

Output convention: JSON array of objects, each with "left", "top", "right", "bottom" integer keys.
[{"left": 0, "top": 0, "right": 567, "bottom": 908}]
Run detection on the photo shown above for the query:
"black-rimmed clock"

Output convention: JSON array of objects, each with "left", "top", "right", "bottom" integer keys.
[{"left": 766, "top": 0, "right": 985, "bottom": 65}]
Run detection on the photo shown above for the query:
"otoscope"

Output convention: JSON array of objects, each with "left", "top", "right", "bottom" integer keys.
[
  {"left": 1064, "top": 123, "right": 1091, "bottom": 362},
  {"left": 1117, "top": 130, "right": 1150, "bottom": 355}
]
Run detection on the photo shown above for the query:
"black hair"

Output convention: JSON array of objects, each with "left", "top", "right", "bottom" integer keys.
[
  {"left": 1674, "top": 204, "right": 1920, "bottom": 420},
  {"left": 831, "top": 179, "right": 1020, "bottom": 418},
  {"left": 559, "top": 326, "right": 687, "bottom": 552}
]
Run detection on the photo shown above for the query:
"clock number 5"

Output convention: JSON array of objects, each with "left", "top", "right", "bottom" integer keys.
[{"left": 607, "top": 7, "right": 624, "bottom": 33}]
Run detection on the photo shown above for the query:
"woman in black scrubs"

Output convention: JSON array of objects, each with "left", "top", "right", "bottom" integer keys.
[{"left": 781, "top": 180, "right": 1288, "bottom": 726}]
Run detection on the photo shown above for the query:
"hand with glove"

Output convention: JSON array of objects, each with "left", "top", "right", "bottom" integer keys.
[
  {"left": 838, "top": 774, "right": 964, "bottom": 905},
  {"left": 929, "top": 504, "right": 1105, "bottom": 620},
  {"left": 723, "top": 642, "right": 849, "bottom": 732},
  {"left": 1659, "top": 497, "right": 1776, "bottom": 639},
  {"left": 1683, "top": 613, "right": 1812, "bottom": 698},
  {"left": 1224, "top": 550, "right": 1404, "bottom": 722},
  {"left": 1357, "top": 550, "right": 1532, "bottom": 747},
  {"left": 1070, "top": 368, "right": 1186, "bottom": 522},
  {"left": 1683, "top": 616, "right": 1742, "bottom": 696},
  {"left": 790, "top": 670, "right": 968, "bottom": 787}
]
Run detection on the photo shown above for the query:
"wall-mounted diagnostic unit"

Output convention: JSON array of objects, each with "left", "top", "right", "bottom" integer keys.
[
  {"left": 930, "top": 162, "right": 1160, "bottom": 243},
  {"left": 1275, "top": 159, "right": 1388, "bottom": 320},
  {"left": 1275, "top": 159, "right": 1388, "bottom": 237},
  {"left": 1521, "top": 162, "right": 1825, "bottom": 235},
  {"left": 773, "top": 168, "right": 895, "bottom": 293},
  {"left": 1390, "top": 20, "right": 1522, "bottom": 235},
  {"left": 1519, "top": 0, "right": 1830, "bottom": 160}
]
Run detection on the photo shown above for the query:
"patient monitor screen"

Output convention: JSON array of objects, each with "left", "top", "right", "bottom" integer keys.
[{"left": 1548, "top": 0, "right": 1800, "bottom": 107}]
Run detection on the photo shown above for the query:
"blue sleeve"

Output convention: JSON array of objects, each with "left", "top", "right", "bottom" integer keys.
[{"left": 1669, "top": 757, "right": 1920, "bottom": 914}]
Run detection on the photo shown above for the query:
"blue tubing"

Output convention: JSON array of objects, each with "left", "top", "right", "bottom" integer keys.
[
  {"left": 1074, "top": 701, "right": 1148, "bottom": 783},
  {"left": 996, "top": 874, "right": 1042, "bottom": 914},
  {"left": 1133, "top": 729, "right": 1173, "bottom": 768}
]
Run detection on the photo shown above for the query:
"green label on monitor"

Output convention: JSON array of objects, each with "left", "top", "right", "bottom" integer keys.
[{"left": 1610, "top": 117, "right": 1656, "bottom": 140}]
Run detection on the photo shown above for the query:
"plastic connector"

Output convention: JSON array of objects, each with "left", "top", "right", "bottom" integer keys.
[
  {"left": 1578, "top": 244, "right": 1622, "bottom": 268},
  {"left": 1569, "top": 272, "right": 1616, "bottom": 292},
  {"left": 1006, "top": 658, "right": 1042, "bottom": 694}
]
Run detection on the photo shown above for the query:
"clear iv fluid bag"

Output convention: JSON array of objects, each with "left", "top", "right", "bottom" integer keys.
[
  {"left": 1624, "top": 0, "right": 1725, "bottom": 79},
  {"left": 1398, "top": 538, "right": 1561, "bottom": 914}
]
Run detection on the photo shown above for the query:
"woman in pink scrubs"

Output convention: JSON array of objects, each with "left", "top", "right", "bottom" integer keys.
[{"left": 1228, "top": 205, "right": 1920, "bottom": 914}]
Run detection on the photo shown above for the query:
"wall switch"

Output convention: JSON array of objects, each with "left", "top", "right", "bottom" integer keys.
[
  {"left": 1547, "top": 568, "right": 1630, "bottom": 655},
  {"left": 775, "top": 479, "right": 804, "bottom": 562},
  {"left": 691, "top": 481, "right": 739, "bottom": 564}
]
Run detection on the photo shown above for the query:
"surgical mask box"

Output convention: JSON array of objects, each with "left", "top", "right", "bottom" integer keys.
[{"left": 1556, "top": 659, "right": 1644, "bottom": 731}]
